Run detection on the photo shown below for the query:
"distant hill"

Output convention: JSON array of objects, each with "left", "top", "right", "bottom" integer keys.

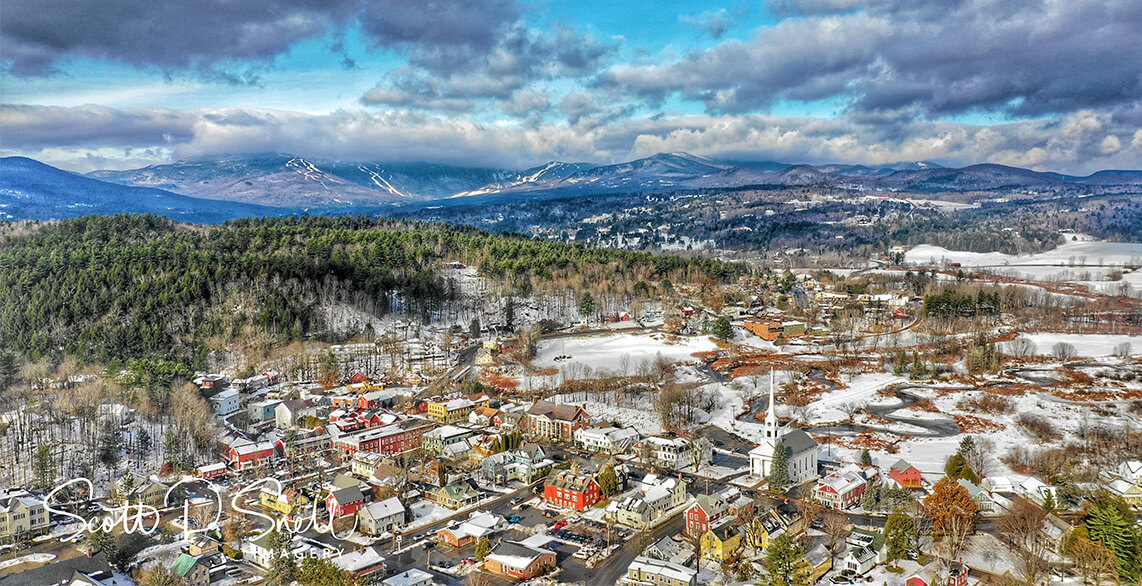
[
  {"left": 88, "top": 153, "right": 512, "bottom": 207},
  {"left": 0, "top": 157, "right": 283, "bottom": 223},
  {"left": 5, "top": 153, "right": 1139, "bottom": 223}
]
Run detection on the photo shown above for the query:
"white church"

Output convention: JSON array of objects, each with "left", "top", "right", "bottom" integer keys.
[{"left": 749, "top": 373, "right": 819, "bottom": 485}]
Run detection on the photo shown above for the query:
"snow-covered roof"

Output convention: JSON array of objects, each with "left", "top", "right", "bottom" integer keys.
[
  {"left": 484, "top": 541, "right": 553, "bottom": 570},
  {"left": 382, "top": 569, "right": 434, "bottom": 586},
  {"left": 628, "top": 556, "right": 697, "bottom": 582},
  {"left": 331, "top": 547, "right": 385, "bottom": 573},
  {"left": 361, "top": 497, "right": 405, "bottom": 520}
]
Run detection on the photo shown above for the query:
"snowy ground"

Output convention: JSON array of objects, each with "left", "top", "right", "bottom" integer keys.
[
  {"left": 1005, "top": 333, "right": 1139, "bottom": 357},
  {"left": 808, "top": 373, "right": 906, "bottom": 419},
  {"left": 554, "top": 393, "right": 664, "bottom": 435},
  {"left": 533, "top": 332, "right": 717, "bottom": 374},
  {"left": 905, "top": 237, "right": 1142, "bottom": 281}
]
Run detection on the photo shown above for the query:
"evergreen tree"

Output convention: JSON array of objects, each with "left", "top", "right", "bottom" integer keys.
[
  {"left": 98, "top": 419, "right": 123, "bottom": 471},
  {"left": 893, "top": 350, "right": 907, "bottom": 375},
  {"left": 33, "top": 444, "right": 56, "bottom": 490},
  {"left": 298, "top": 556, "right": 354, "bottom": 586},
  {"left": 859, "top": 449, "right": 872, "bottom": 467},
  {"left": 763, "top": 533, "right": 812, "bottom": 586},
  {"left": 712, "top": 316, "right": 734, "bottom": 341},
  {"left": 475, "top": 537, "right": 492, "bottom": 561},
  {"left": 597, "top": 465, "right": 619, "bottom": 497},
  {"left": 504, "top": 297, "right": 516, "bottom": 333},
  {"left": 89, "top": 527, "right": 117, "bottom": 558},
  {"left": 884, "top": 509, "right": 918, "bottom": 562},
  {"left": 1085, "top": 496, "right": 1141, "bottom": 581},
  {"left": 578, "top": 292, "right": 596, "bottom": 318},
  {"left": 469, "top": 317, "right": 481, "bottom": 340},
  {"left": 768, "top": 440, "right": 789, "bottom": 491},
  {"left": 909, "top": 352, "right": 927, "bottom": 379}
]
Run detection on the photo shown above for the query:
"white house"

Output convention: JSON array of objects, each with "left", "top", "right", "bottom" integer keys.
[
  {"left": 1018, "top": 477, "right": 1058, "bottom": 506},
  {"left": 358, "top": 497, "right": 406, "bottom": 535},
  {"left": 637, "top": 436, "right": 705, "bottom": 470},
  {"left": 211, "top": 389, "right": 240, "bottom": 416},
  {"left": 576, "top": 425, "right": 641, "bottom": 455},
  {"left": 749, "top": 374, "right": 818, "bottom": 485},
  {"left": 1117, "top": 460, "right": 1142, "bottom": 483},
  {"left": 608, "top": 474, "right": 688, "bottom": 529}
]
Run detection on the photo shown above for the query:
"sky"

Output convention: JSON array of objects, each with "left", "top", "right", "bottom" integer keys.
[{"left": 2, "top": 0, "right": 1141, "bottom": 174}]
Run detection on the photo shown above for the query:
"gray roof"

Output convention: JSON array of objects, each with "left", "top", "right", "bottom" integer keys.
[
  {"left": 330, "top": 486, "right": 364, "bottom": 505},
  {"left": 779, "top": 429, "right": 818, "bottom": 456},
  {"left": 890, "top": 458, "right": 914, "bottom": 473}
]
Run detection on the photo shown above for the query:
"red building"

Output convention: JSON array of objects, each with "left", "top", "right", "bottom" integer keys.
[
  {"left": 195, "top": 463, "right": 227, "bottom": 479},
  {"left": 889, "top": 459, "right": 923, "bottom": 488},
  {"left": 524, "top": 400, "right": 590, "bottom": 443},
  {"left": 685, "top": 494, "right": 729, "bottom": 536},
  {"left": 327, "top": 486, "right": 366, "bottom": 518},
  {"left": 813, "top": 467, "right": 867, "bottom": 510},
  {"left": 229, "top": 441, "right": 276, "bottom": 471},
  {"left": 544, "top": 469, "right": 602, "bottom": 512},
  {"left": 331, "top": 420, "right": 432, "bottom": 457}
]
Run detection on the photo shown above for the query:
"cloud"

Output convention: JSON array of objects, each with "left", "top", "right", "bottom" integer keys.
[
  {"left": 359, "top": 25, "right": 620, "bottom": 111},
  {"left": 680, "top": 8, "right": 738, "bottom": 39},
  {"left": 502, "top": 89, "right": 550, "bottom": 117},
  {"left": 4, "top": 104, "right": 1141, "bottom": 175},
  {"left": 0, "top": 0, "right": 522, "bottom": 80},
  {"left": 600, "top": 0, "right": 1142, "bottom": 119}
]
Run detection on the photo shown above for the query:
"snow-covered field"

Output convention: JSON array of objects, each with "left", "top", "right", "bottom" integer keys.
[
  {"left": 905, "top": 236, "right": 1142, "bottom": 281},
  {"left": 532, "top": 333, "right": 717, "bottom": 373},
  {"left": 1004, "top": 333, "right": 1139, "bottom": 357}
]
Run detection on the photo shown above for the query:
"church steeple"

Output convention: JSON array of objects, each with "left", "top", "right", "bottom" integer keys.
[{"left": 765, "top": 369, "right": 779, "bottom": 441}]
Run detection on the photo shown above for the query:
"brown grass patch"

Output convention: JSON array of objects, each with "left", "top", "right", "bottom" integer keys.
[{"left": 955, "top": 414, "right": 1005, "bottom": 434}]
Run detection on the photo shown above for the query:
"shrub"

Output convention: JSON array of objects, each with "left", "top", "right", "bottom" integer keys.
[
  {"left": 957, "top": 394, "right": 1015, "bottom": 414},
  {"left": 1016, "top": 413, "right": 1060, "bottom": 441}
]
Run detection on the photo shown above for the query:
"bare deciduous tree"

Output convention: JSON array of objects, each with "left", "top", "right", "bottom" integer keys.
[{"left": 997, "top": 498, "right": 1050, "bottom": 585}]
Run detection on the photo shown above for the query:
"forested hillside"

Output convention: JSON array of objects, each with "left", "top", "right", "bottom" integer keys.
[{"left": 0, "top": 215, "right": 745, "bottom": 368}]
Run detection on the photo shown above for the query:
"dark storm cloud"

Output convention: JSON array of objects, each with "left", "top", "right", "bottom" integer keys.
[
  {"left": 360, "top": 26, "right": 620, "bottom": 113},
  {"left": 0, "top": 0, "right": 521, "bottom": 79},
  {"left": 602, "top": 0, "right": 1142, "bottom": 118}
]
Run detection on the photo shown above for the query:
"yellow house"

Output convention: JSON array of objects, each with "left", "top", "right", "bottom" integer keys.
[
  {"left": 260, "top": 486, "right": 310, "bottom": 516},
  {"left": 744, "top": 507, "right": 803, "bottom": 551},
  {"left": 426, "top": 397, "right": 477, "bottom": 423},
  {"left": 475, "top": 349, "right": 495, "bottom": 365},
  {"left": 701, "top": 523, "right": 741, "bottom": 562}
]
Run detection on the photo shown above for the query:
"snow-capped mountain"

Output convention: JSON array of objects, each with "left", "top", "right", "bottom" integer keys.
[
  {"left": 0, "top": 157, "right": 282, "bottom": 223},
  {"left": 89, "top": 154, "right": 512, "bottom": 207}
]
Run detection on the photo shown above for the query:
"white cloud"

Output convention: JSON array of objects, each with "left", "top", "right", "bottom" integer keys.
[{"left": 3, "top": 104, "right": 1141, "bottom": 175}]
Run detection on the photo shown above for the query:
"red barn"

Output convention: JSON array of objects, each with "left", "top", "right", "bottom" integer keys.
[
  {"left": 327, "top": 486, "right": 366, "bottom": 518},
  {"left": 889, "top": 459, "right": 923, "bottom": 488},
  {"left": 544, "top": 469, "right": 601, "bottom": 512}
]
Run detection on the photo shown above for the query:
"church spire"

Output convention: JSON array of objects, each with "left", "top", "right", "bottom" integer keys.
[{"left": 764, "top": 369, "right": 779, "bottom": 443}]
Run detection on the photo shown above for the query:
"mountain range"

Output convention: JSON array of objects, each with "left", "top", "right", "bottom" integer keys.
[{"left": 2, "top": 152, "right": 1141, "bottom": 223}]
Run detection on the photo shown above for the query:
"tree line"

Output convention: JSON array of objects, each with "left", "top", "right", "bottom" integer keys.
[{"left": 0, "top": 214, "right": 747, "bottom": 370}]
